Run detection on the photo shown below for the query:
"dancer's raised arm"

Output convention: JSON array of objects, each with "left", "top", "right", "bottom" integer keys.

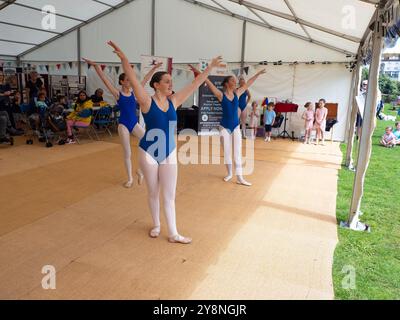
[
  {"left": 83, "top": 58, "right": 119, "bottom": 100},
  {"left": 236, "top": 69, "right": 266, "bottom": 98},
  {"left": 107, "top": 41, "right": 151, "bottom": 111},
  {"left": 170, "top": 56, "right": 224, "bottom": 109},
  {"left": 188, "top": 64, "right": 223, "bottom": 102},
  {"left": 141, "top": 62, "right": 163, "bottom": 87}
]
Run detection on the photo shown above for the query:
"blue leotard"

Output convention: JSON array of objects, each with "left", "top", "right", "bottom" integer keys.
[
  {"left": 238, "top": 90, "right": 248, "bottom": 111},
  {"left": 118, "top": 92, "right": 138, "bottom": 132},
  {"left": 220, "top": 93, "right": 240, "bottom": 133},
  {"left": 139, "top": 98, "right": 177, "bottom": 163}
]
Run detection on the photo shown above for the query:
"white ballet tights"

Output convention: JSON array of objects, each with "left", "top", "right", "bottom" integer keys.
[
  {"left": 118, "top": 123, "right": 145, "bottom": 183},
  {"left": 240, "top": 110, "right": 247, "bottom": 138},
  {"left": 220, "top": 126, "right": 244, "bottom": 178},
  {"left": 139, "top": 148, "right": 180, "bottom": 237}
]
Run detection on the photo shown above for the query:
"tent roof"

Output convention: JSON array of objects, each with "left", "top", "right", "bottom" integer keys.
[
  {"left": 0, "top": 0, "right": 379, "bottom": 59},
  {"left": 0, "top": 0, "right": 133, "bottom": 57}
]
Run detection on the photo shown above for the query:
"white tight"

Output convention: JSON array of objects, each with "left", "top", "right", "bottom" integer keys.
[
  {"left": 220, "top": 126, "right": 243, "bottom": 177},
  {"left": 139, "top": 148, "right": 179, "bottom": 237},
  {"left": 118, "top": 123, "right": 145, "bottom": 183},
  {"left": 240, "top": 109, "right": 247, "bottom": 138}
]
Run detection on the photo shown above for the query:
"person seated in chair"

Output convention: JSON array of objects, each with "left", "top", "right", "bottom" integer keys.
[
  {"left": 66, "top": 90, "right": 93, "bottom": 144},
  {"left": 91, "top": 88, "right": 104, "bottom": 106},
  {"left": 28, "top": 92, "right": 49, "bottom": 139}
]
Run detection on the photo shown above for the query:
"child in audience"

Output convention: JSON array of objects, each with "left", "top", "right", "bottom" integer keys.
[
  {"left": 393, "top": 122, "right": 400, "bottom": 145},
  {"left": 380, "top": 126, "right": 396, "bottom": 148},
  {"left": 29, "top": 92, "right": 48, "bottom": 135},
  {"left": 249, "top": 101, "right": 259, "bottom": 140},
  {"left": 302, "top": 102, "right": 315, "bottom": 144},
  {"left": 264, "top": 102, "right": 276, "bottom": 142}
]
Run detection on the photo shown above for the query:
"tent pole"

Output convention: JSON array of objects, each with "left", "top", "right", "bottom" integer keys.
[
  {"left": 151, "top": 0, "right": 155, "bottom": 56},
  {"left": 77, "top": 28, "right": 81, "bottom": 78},
  {"left": 345, "top": 61, "right": 361, "bottom": 169},
  {"left": 344, "top": 5, "right": 384, "bottom": 231},
  {"left": 240, "top": 20, "right": 246, "bottom": 75}
]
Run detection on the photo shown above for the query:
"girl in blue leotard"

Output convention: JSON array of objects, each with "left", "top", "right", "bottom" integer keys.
[
  {"left": 84, "top": 58, "right": 161, "bottom": 188},
  {"left": 238, "top": 77, "right": 251, "bottom": 139},
  {"left": 108, "top": 41, "right": 224, "bottom": 244},
  {"left": 190, "top": 66, "right": 266, "bottom": 186}
]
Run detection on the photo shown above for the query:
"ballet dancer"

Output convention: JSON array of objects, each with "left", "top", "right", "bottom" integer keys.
[
  {"left": 83, "top": 58, "right": 162, "bottom": 188},
  {"left": 108, "top": 41, "right": 223, "bottom": 244},
  {"left": 249, "top": 101, "right": 259, "bottom": 140},
  {"left": 315, "top": 98, "right": 328, "bottom": 145},
  {"left": 238, "top": 77, "right": 251, "bottom": 139},
  {"left": 189, "top": 65, "right": 266, "bottom": 186},
  {"left": 302, "top": 102, "right": 315, "bottom": 144}
]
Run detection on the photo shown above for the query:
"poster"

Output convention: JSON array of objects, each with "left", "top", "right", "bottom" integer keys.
[
  {"left": 140, "top": 55, "right": 173, "bottom": 96},
  {"left": 199, "top": 58, "right": 228, "bottom": 76},
  {"left": 198, "top": 75, "right": 225, "bottom": 135}
]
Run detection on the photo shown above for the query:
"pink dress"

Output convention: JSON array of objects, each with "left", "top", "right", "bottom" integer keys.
[
  {"left": 315, "top": 107, "right": 328, "bottom": 131},
  {"left": 303, "top": 109, "right": 315, "bottom": 130},
  {"left": 250, "top": 110, "right": 259, "bottom": 128}
]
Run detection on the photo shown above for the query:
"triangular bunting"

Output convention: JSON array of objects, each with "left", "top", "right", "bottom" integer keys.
[
  {"left": 68, "top": 62, "right": 73, "bottom": 69},
  {"left": 115, "top": 66, "right": 120, "bottom": 74},
  {"left": 101, "top": 64, "right": 106, "bottom": 71},
  {"left": 45, "top": 65, "right": 49, "bottom": 72},
  {"left": 56, "top": 64, "right": 61, "bottom": 70},
  {"left": 244, "top": 66, "right": 249, "bottom": 75}
]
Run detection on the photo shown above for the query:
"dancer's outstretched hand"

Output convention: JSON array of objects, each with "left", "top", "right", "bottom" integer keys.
[
  {"left": 188, "top": 64, "right": 201, "bottom": 77},
  {"left": 210, "top": 56, "right": 224, "bottom": 69},
  {"left": 257, "top": 69, "right": 267, "bottom": 76},
  {"left": 107, "top": 41, "right": 127, "bottom": 60},
  {"left": 82, "top": 58, "right": 96, "bottom": 67},
  {"left": 152, "top": 62, "right": 163, "bottom": 69}
]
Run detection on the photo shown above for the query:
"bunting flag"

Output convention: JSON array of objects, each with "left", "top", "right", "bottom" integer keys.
[
  {"left": 101, "top": 64, "right": 106, "bottom": 71},
  {"left": 108, "top": 66, "right": 113, "bottom": 74},
  {"left": 244, "top": 66, "right": 249, "bottom": 75},
  {"left": 68, "top": 62, "right": 73, "bottom": 69},
  {"left": 232, "top": 69, "right": 240, "bottom": 77},
  {"left": 56, "top": 64, "right": 61, "bottom": 70},
  {"left": 45, "top": 65, "right": 49, "bottom": 72},
  {"left": 115, "top": 66, "right": 120, "bottom": 74},
  {"left": 87, "top": 63, "right": 91, "bottom": 70},
  {"left": 62, "top": 63, "right": 67, "bottom": 70}
]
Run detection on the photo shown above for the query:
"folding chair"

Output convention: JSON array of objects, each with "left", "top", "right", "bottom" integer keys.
[
  {"left": 71, "top": 109, "right": 96, "bottom": 144},
  {"left": 92, "top": 106, "right": 114, "bottom": 140}
]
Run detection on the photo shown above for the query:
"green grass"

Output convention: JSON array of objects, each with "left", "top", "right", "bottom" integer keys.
[{"left": 333, "top": 105, "right": 400, "bottom": 300}]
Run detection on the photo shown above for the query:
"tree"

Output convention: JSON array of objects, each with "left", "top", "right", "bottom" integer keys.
[
  {"left": 379, "top": 74, "right": 398, "bottom": 103},
  {"left": 362, "top": 67, "right": 369, "bottom": 82}
]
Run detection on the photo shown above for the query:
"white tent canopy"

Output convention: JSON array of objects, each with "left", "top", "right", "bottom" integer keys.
[
  {"left": 0, "top": 0, "right": 379, "bottom": 62},
  {"left": 0, "top": 0, "right": 384, "bottom": 142}
]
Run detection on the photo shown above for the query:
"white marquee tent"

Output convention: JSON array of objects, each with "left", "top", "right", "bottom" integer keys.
[
  {"left": 0, "top": 0, "right": 399, "bottom": 229},
  {"left": 0, "top": 0, "right": 382, "bottom": 141}
]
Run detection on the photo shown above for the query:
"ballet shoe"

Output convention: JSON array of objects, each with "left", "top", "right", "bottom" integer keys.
[
  {"left": 168, "top": 234, "right": 192, "bottom": 244},
  {"left": 223, "top": 175, "right": 233, "bottom": 182},
  {"left": 149, "top": 227, "right": 161, "bottom": 238},
  {"left": 124, "top": 181, "right": 133, "bottom": 188},
  {"left": 237, "top": 177, "right": 252, "bottom": 187}
]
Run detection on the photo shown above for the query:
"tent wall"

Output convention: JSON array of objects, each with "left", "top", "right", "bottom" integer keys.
[
  {"left": 80, "top": 0, "right": 151, "bottom": 62},
  {"left": 248, "top": 63, "right": 352, "bottom": 141},
  {"left": 155, "top": 0, "right": 243, "bottom": 63}
]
